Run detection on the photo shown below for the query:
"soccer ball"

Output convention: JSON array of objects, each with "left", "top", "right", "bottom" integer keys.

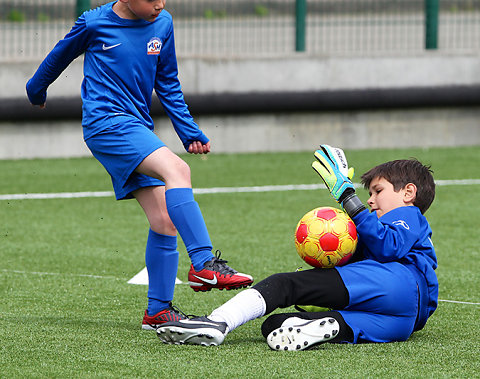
[{"left": 294, "top": 207, "right": 358, "bottom": 268}]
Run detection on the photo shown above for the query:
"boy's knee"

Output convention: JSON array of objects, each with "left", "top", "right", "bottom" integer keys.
[
  {"left": 166, "top": 159, "right": 191, "bottom": 186},
  {"left": 176, "top": 159, "right": 191, "bottom": 177},
  {"left": 149, "top": 213, "right": 177, "bottom": 235}
]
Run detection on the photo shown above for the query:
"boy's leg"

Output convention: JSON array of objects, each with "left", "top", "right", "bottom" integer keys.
[
  {"left": 135, "top": 148, "right": 253, "bottom": 291},
  {"left": 133, "top": 187, "right": 186, "bottom": 329},
  {"left": 142, "top": 229, "right": 187, "bottom": 329},
  {"left": 156, "top": 269, "right": 349, "bottom": 345},
  {"left": 254, "top": 268, "right": 349, "bottom": 314},
  {"left": 135, "top": 149, "right": 213, "bottom": 269},
  {"left": 208, "top": 268, "right": 347, "bottom": 331},
  {"left": 156, "top": 288, "right": 266, "bottom": 346}
]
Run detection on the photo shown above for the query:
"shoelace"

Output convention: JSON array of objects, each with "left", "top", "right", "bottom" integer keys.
[
  {"left": 207, "top": 250, "right": 238, "bottom": 275},
  {"left": 169, "top": 302, "right": 189, "bottom": 319}
]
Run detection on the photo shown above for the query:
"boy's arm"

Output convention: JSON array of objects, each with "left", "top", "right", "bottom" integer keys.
[
  {"left": 312, "top": 146, "right": 421, "bottom": 261},
  {"left": 154, "top": 21, "right": 209, "bottom": 151},
  {"left": 26, "top": 16, "right": 90, "bottom": 106},
  {"left": 353, "top": 208, "right": 422, "bottom": 261},
  {"left": 312, "top": 145, "right": 366, "bottom": 218}
]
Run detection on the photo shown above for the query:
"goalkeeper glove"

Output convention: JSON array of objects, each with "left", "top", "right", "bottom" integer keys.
[
  {"left": 312, "top": 145, "right": 354, "bottom": 203},
  {"left": 312, "top": 145, "right": 365, "bottom": 218}
]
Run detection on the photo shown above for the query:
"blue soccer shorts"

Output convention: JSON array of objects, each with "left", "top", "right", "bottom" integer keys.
[
  {"left": 337, "top": 260, "right": 419, "bottom": 343},
  {"left": 85, "top": 116, "right": 166, "bottom": 200}
]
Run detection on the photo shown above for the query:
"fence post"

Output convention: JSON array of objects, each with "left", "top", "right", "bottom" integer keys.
[
  {"left": 295, "top": 0, "right": 307, "bottom": 52},
  {"left": 76, "top": 0, "right": 91, "bottom": 18},
  {"left": 425, "top": 0, "right": 439, "bottom": 49}
]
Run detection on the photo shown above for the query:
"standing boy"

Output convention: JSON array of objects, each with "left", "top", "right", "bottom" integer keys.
[
  {"left": 156, "top": 145, "right": 438, "bottom": 350},
  {"left": 26, "top": 0, "right": 253, "bottom": 330}
]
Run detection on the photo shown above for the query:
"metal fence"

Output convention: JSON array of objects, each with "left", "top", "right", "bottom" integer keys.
[{"left": 0, "top": 0, "right": 479, "bottom": 61}]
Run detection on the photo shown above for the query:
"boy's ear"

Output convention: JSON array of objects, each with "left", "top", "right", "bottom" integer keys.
[{"left": 404, "top": 183, "right": 417, "bottom": 204}]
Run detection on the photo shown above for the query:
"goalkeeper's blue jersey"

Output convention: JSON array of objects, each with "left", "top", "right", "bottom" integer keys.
[
  {"left": 353, "top": 206, "right": 438, "bottom": 325},
  {"left": 26, "top": 1, "right": 207, "bottom": 149}
]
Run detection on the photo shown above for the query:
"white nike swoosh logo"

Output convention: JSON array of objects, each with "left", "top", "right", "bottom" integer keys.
[
  {"left": 193, "top": 275, "right": 217, "bottom": 285},
  {"left": 102, "top": 43, "right": 121, "bottom": 51}
]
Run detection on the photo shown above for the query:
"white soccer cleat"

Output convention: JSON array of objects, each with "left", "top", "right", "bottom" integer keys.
[{"left": 267, "top": 317, "right": 340, "bottom": 351}]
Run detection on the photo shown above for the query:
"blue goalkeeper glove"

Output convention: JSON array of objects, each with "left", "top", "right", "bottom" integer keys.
[{"left": 312, "top": 145, "right": 366, "bottom": 217}]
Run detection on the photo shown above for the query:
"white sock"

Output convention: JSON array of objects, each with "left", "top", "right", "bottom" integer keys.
[{"left": 208, "top": 288, "right": 266, "bottom": 334}]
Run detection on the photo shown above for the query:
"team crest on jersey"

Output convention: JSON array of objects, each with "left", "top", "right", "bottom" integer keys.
[{"left": 147, "top": 37, "right": 162, "bottom": 55}]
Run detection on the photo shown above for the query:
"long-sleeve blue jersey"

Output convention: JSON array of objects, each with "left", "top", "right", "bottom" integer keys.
[
  {"left": 26, "top": 1, "right": 208, "bottom": 150},
  {"left": 352, "top": 206, "right": 439, "bottom": 323}
]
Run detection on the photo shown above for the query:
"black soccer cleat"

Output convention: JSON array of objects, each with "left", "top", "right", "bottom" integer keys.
[{"left": 156, "top": 316, "right": 228, "bottom": 346}]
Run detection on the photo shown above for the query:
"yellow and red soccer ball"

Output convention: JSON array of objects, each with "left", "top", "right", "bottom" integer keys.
[{"left": 295, "top": 207, "right": 358, "bottom": 268}]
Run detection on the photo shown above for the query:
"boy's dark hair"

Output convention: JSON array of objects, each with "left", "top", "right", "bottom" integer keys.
[{"left": 360, "top": 159, "right": 435, "bottom": 214}]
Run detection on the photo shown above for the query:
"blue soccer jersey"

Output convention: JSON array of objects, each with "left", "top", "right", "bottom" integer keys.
[
  {"left": 353, "top": 205, "right": 438, "bottom": 320},
  {"left": 335, "top": 206, "right": 438, "bottom": 342},
  {"left": 26, "top": 1, "right": 207, "bottom": 149}
]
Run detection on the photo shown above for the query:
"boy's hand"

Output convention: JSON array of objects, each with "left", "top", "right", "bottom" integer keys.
[
  {"left": 188, "top": 141, "right": 211, "bottom": 154},
  {"left": 312, "top": 145, "right": 355, "bottom": 203}
]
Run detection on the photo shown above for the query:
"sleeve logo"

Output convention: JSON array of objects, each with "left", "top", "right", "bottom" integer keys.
[
  {"left": 147, "top": 37, "right": 162, "bottom": 55},
  {"left": 392, "top": 220, "right": 410, "bottom": 230}
]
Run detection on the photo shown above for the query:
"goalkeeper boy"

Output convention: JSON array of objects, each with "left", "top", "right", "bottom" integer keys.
[{"left": 156, "top": 145, "right": 439, "bottom": 350}]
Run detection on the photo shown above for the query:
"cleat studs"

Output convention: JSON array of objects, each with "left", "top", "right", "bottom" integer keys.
[
  {"left": 324, "top": 334, "right": 330, "bottom": 338},
  {"left": 320, "top": 321, "right": 326, "bottom": 326},
  {"left": 304, "top": 341, "right": 308, "bottom": 346},
  {"left": 328, "top": 318, "right": 335, "bottom": 323},
  {"left": 332, "top": 330, "right": 338, "bottom": 336},
  {"left": 275, "top": 345, "right": 280, "bottom": 350},
  {"left": 296, "top": 345, "right": 301, "bottom": 350},
  {"left": 288, "top": 327, "right": 293, "bottom": 332},
  {"left": 296, "top": 328, "right": 301, "bottom": 333},
  {"left": 279, "top": 328, "right": 283, "bottom": 333},
  {"left": 284, "top": 346, "right": 288, "bottom": 351},
  {"left": 272, "top": 332, "right": 277, "bottom": 336}
]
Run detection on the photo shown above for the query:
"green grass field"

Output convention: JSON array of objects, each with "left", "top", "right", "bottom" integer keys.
[{"left": 1, "top": 146, "right": 479, "bottom": 378}]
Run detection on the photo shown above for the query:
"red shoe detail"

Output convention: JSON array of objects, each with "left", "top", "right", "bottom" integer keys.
[
  {"left": 142, "top": 306, "right": 187, "bottom": 330},
  {"left": 188, "top": 251, "right": 253, "bottom": 292}
]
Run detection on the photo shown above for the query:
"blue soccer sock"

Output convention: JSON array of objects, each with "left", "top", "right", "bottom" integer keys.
[
  {"left": 145, "top": 229, "right": 179, "bottom": 316},
  {"left": 165, "top": 187, "right": 214, "bottom": 271}
]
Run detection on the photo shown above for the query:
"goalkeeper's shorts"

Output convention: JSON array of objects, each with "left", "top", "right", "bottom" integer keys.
[{"left": 337, "top": 260, "right": 428, "bottom": 343}]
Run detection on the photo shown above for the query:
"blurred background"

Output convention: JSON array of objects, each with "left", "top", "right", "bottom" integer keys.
[{"left": 0, "top": 0, "right": 479, "bottom": 158}]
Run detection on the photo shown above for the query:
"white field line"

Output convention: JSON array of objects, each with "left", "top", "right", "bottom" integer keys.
[
  {"left": 1, "top": 268, "right": 121, "bottom": 281},
  {"left": 438, "top": 299, "right": 480, "bottom": 305},
  {"left": 1, "top": 269, "right": 479, "bottom": 306},
  {"left": 0, "top": 179, "right": 479, "bottom": 201}
]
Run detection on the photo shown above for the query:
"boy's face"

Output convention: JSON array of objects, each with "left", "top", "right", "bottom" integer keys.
[
  {"left": 367, "top": 177, "right": 416, "bottom": 218},
  {"left": 118, "top": 0, "right": 165, "bottom": 22}
]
